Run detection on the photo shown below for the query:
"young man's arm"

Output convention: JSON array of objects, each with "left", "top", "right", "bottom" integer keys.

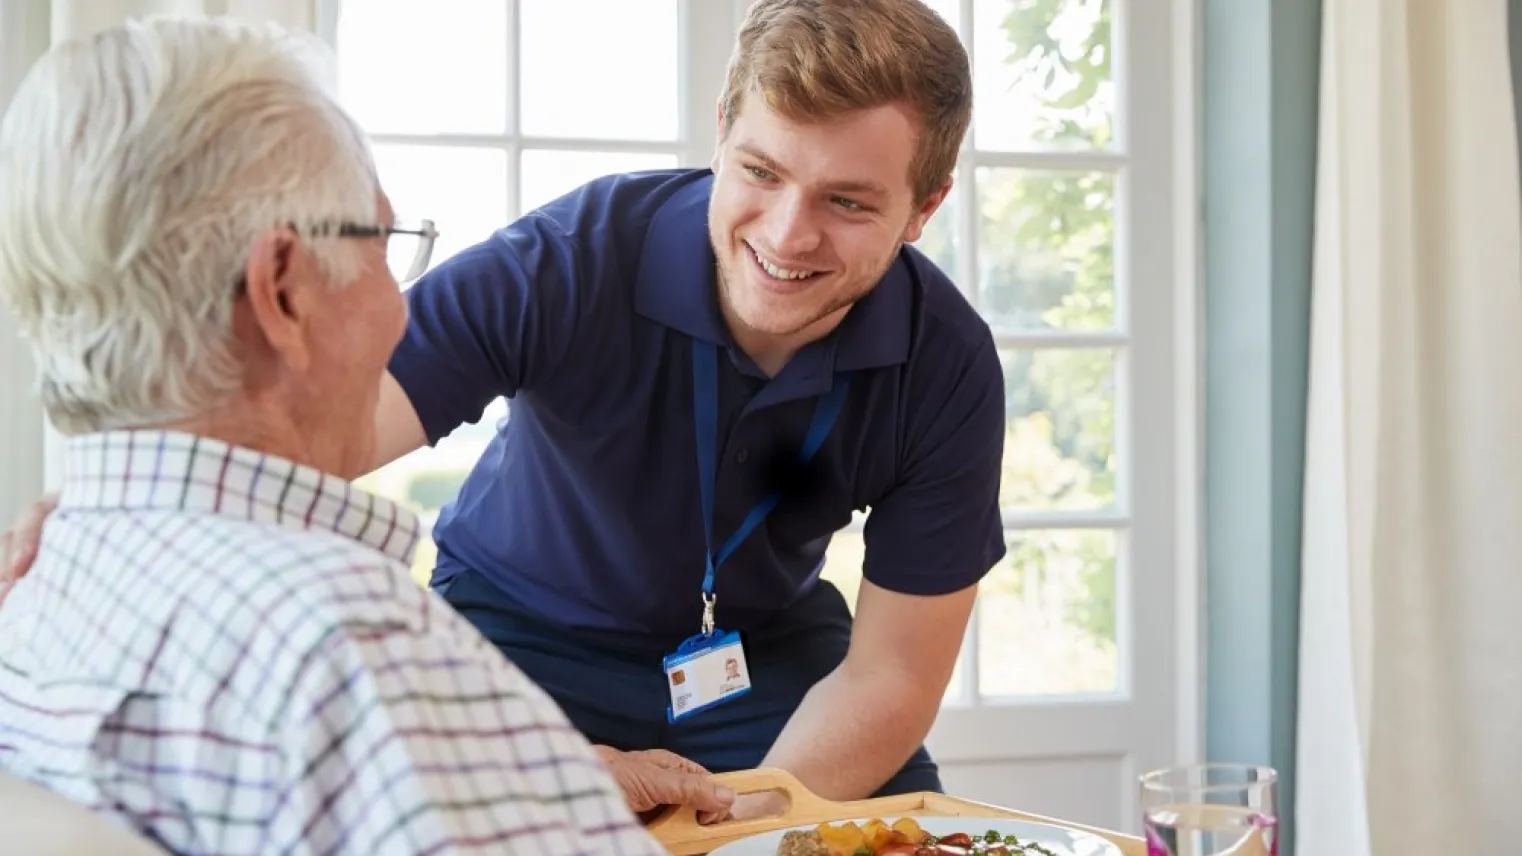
[
  {"left": 382, "top": 211, "right": 597, "bottom": 455},
  {"left": 756, "top": 337, "right": 1007, "bottom": 804},
  {"left": 760, "top": 579, "right": 977, "bottom": 801},
  {"left": 371, "top": 371, "right": 429, "bottom": 470}
]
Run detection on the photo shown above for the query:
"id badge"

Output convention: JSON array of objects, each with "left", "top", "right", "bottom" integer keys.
[{"left": 664, "top": 630, "right": 752, "bottom": 722}]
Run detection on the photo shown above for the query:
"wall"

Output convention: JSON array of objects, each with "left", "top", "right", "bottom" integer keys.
[
  {"left": 1201, "top": 0, "right": 1321, "bottom": 852},
  {"left": 0, "top": 1, "right": 49, "bottom": 530}
]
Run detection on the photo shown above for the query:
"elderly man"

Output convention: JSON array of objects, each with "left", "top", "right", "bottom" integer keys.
[{"left": 0, "top": 16, "right": 730, "bottom": 855}]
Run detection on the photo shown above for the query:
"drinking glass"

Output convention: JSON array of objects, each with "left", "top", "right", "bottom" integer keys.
[{"left": 1139, "top": 764, "right": 1278, "bottom": 856}]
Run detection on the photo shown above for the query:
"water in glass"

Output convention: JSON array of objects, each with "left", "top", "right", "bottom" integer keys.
[
  {"left": 1140, "top": 764, "right": 1277, "bottom": 856},
  {"left": 1144, "top": 803, "right": 1276, "bottom": 856}
]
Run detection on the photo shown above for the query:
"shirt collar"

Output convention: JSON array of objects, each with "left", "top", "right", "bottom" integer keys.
[
  {"left": 57, "top": 430, "right": 420, "bottom": 566},
  {"left": 632, "top": 171, "right": 914, "bottom": 377}
]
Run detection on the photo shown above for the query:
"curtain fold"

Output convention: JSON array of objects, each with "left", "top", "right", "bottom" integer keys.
[{"left": 1296, "top": 0, "right": 1522, "bottom": 853}]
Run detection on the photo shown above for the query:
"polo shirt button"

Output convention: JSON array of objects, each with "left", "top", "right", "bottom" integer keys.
[{"left": 735, "top": 449, "right": 750, "bottom": 464}]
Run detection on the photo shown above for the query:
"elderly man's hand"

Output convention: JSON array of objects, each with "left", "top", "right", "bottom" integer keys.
[
  {"left": 0, "top": 493, "right": 56, "bottom": 605},
  {"left": 593, "top": 746, "right": 735, "bottom": 817}
]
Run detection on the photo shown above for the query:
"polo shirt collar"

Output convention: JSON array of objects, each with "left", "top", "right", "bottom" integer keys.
[{"left": 633, "top": 171, "right": 913, "bottom": 385}]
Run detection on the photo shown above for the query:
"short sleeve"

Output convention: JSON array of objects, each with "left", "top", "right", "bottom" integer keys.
[
  {"left": 861, "top": 337, "right": 1006, "bottom": 595},
  {"left": 387, "top": 212, "right": 590, "bottom": 445}
]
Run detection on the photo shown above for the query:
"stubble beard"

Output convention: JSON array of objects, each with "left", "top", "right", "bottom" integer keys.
[{"left": 711, "top": 235, "right": 902, "bottom": 341}]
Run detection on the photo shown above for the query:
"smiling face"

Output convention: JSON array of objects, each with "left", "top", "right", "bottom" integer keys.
[{"left": 708, "top": 98, "right": 950, "bottom": 369}]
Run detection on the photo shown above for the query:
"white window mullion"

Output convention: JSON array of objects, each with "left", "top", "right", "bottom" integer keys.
[
  {"left": 506, "top": 0, "right": 522, "bottom": 220},
  {"left": 952, "top": 0, "right": 979, "bottom": 313},
  {"left": 1002, "top": 511, "right": 1131, "bottom": 530},
  {"left": 1121, "top": 0, "right": 1184, "bottom": 755},
  {"left": 993, "top": 330, "right": 1129, "bottom": 349},
  {"left": 835, "top": 510, "right": 1130, "bottom": 536},
  {"left": 507, "top": 141, "right": 524, "bottom": 221},
  {"left": 366, "top": 134, "right": 684, "bottom": 157},
  {"left": 975, "top": 149, "right": 1129, "bottom": 172},
  {"left": 961, "top": 602, "right": 983, "bottom": 705},
  {"left": 954, "top": 0, "right": 983, "bottom": 705},
  {"left": 314, "top": 0, "right": 339, "bottom": 49},
  {"left": 679, "top": 0, "right": 737, "bottom": 167},
  {"left": 954, "top": 149, "right": 980, "bottom": 311},
  {"left": 521, "top": 137, "right": 686, "bottom": 155}
]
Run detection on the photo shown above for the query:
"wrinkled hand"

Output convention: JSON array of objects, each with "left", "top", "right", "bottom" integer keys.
[
  {"left": 0, "top": 493, "right": 57, "bottom": 605},
  {"left": 594, "top": 746, "right": 736, "bottom": 817}
]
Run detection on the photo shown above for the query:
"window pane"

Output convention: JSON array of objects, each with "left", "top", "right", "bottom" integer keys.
[
  {"left": 519, "top": 0, "right": 679, "bottom": 141},
  {"left": 1000, "top": 347, "right": 1115, "bottom": 511},
  {"left": 976, "top": 167, "right": 1114, "bottom": 331},
  {"left": 519, "top": 150, "right": 680, "bottom": 214},
  {"left": 977, "top": 529, "right": 1118, "bottom": 696},
  {"left": 973, "top": 0, "right": 1114, "bottom": 151},
  {"left": 336, "top": 0, "right": 508, "bottom": 135},
  {"left": 820, "top": 529, "right": 866, "bottom": 610},
  {"left": 373, "top": 145, "right": 509, "bottom": 278}
]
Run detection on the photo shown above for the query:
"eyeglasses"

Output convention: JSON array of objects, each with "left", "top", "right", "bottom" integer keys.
[
  {"left": 233, "top": 218, "right": 439, "bottom": 294},
  {"left": 336, "top": 219, "right": 439, "bottom": 284}
]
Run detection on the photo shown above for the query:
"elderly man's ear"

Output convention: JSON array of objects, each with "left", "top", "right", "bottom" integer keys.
[{"left": 241, "top": 227, "right": 317, "bottom": 372}]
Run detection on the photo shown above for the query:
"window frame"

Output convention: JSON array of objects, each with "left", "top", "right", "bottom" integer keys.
[{"left": 316, "top": 0, "right": 744, "bottom": 222}]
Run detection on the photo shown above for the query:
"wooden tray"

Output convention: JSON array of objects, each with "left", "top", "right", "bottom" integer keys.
[{"left": 645, "top": 767, "right": 1145, "bottom": 855}]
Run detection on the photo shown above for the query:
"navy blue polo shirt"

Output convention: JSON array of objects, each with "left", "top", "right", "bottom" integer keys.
[{"left": 388, "top": 168, "right": 1006, "bottom": 637}]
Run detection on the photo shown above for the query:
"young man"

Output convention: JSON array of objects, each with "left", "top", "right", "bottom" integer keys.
[
  {"left": 3, "top": 0, "right": 1005, "bottom": 814},
  {"left": 375, "top": 0, "right": 1004, "bottom": 809},
  {"left": 0, "top": 16, "right": 724, "bottom": 854}
]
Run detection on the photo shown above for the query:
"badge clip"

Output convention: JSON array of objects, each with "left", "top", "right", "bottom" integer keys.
[{"left": 700, "top": 591, "right": 716, "bottom": 637}]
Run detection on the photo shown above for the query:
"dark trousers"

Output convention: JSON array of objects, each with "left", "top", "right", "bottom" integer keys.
[{"left": 435, "top": 568, "right": 942, "bottom": 796}]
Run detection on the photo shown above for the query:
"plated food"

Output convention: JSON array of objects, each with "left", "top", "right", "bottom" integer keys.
[{"left": 775, "top": 817, "right": 1058, "bottom": 855}]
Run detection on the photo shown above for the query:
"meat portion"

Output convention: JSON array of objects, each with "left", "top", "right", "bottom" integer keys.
[{"left": 775, "top": 829, "right": 830, "bottom": 856}]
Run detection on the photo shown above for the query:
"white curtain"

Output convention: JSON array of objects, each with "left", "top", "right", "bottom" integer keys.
[
  {"left": 10, "top": 0, "right": 322, "bottom": 489},
  {"left": 1296, "top": 1, "right": 1522, "bottom": 854}
]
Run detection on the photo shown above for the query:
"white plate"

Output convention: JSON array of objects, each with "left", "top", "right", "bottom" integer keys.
[{"left": 706, "top": 814, "right": 1123, "bottom": 855}]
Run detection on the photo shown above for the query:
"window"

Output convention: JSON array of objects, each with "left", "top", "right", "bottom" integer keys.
[
  {"left": 329, "top": 0, "right": 1165, "bottom": 709},
  {"left": 817, "top": 0, "right": 1131, "bottom": 705}
]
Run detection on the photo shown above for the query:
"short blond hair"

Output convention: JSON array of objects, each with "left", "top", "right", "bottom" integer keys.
[{"left": 720, "top": 0, "right": 972, "bottom": 203}]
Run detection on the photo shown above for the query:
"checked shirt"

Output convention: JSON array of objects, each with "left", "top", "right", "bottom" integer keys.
[{"left": 0, "top": 430, "right": 663, "bottom": 856}]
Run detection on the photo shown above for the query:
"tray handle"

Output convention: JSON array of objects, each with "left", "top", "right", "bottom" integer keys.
[{"left": 645, "top": 767, "right": 925, "bottom": 855}]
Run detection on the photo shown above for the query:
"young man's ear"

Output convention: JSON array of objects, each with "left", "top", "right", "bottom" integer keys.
[
  {"left": 903, "top": 175, "right": 955, "bottom": 244},
  {"left": 712, "top": 98, "right": 728, "bottom": 171},
  {"left": 240, "top": 227, "right": 313, "bottom": 372}
]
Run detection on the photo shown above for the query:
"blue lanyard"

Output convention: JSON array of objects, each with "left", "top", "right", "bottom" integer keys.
[{"left": 692, "top": 340, "right": 849, "bottom": 629}]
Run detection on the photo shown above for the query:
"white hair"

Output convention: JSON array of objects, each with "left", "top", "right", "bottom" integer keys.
[{"left": 0, "top": 15, "right": 380, "bottom": 433}]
